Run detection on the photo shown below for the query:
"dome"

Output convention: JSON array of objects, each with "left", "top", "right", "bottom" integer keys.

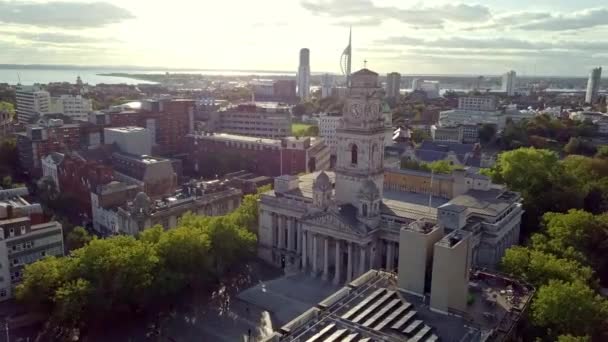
[
  {"left": 132, "top": 192, "right": 151, "bottom": 215},
  {"left": 359, "top": 180, "right": 380, "bottom": 200},
  {"left": 313, "top": 171, "right": 331, "bottom": 191}
]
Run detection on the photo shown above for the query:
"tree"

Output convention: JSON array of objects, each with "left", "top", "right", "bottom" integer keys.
[
  {"left": 66, "top": 226, "right": 93, "bottom": 251},
  {"left": 411, "top": 129, "right": 429, "bottom": 144},
  {"left": 52, "top": 279, "right": 92, "bottom": 328},
  {"left": 0, "top": 101, "right": 14, "bottom": 120},
  {"left": 428, "top": 160, "right": 460, "bottom": 174},
  {"left": 557, "top": 335, "right": 591, "bottom": 342},
  {"left": 532, "top": 280, "right": 608, "bottom": 337},
  {"left": 596, "top": 145, "right": 608, "bottom": 159},
  {"left": 501, "top": 246, "right": 593, "bottom": 287},
  {"left": 478, "top": 124, "right": 497, "bottom": 144},
  {"left": 564, "top": 137, "right": 581, "bottom": 154},
  {"left": 488, "top": 148, "right": 560, "bottom": 193},
  {"left": 16, "top": 256, "right": 72, "bottom": 311}
]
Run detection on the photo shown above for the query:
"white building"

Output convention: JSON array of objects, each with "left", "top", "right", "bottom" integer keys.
[
  {"left": 15, "top": 85, "right": 50, "bottom": 124},
  {"left": 318, "top": 113, "right": 341, "bottom": 155},
  {"left": 571, "top": 111, "right": 608, "bottom": 135},
  {"left": 585, "top": 67, "right": 602, "bottom": 104},
  {"left": 458, "top": 96, "right": 497, "bottom": 111},
  {"left": 257, "top": 69, "right": 523, "bottom": 283},
  {"left": 297, "top": 48, "right": 311, "bottom": 100},
  {"left": 49, "top": 95, "right": 93, "bottom": 122},
  {"left": 104, "top": 126, "right": 152, "bottom": 155},
  {"left": 411, "top": 78, "right": 420, "bottom": 91},
  {"left": 502, "top": 70, "right": 517, "bottom": 96},
  {"left": 440, "top": 96, "right": 506, "bottom": 130},
  {"left": 41, "top": 152, "right": 64, "bottom": 191}
]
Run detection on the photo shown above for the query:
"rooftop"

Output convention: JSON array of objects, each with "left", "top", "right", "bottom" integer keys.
[
  {"left": 444, "top": 189, "right": 520, "bottom": 217},
  {"left": 265, "top": 270, "right": 534, "bottom": 342},
  {"left": 105, "top": 126, "right": 147, "bottom": 133}
]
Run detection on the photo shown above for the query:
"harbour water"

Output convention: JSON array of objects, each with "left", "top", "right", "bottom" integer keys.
[{"left": 0, "top": 68, "right": 295, "bottom": 85}]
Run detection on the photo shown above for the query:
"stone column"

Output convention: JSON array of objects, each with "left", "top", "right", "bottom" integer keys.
[
  {"left": 296, "top": 221, "right": 302, "bottom": 253},
  {"left": 333, "top": 240, "right": 342, "bottom": 285},
  {"left": 287, "top": 218, "right": 295, "bottom": 251},
  {"left": 359, "top": 245, "right": 367, "bottom": 276},
  {"left": 346, "top": 242, "right": 353, "bottom": 283},
  {"left": 322, "top": 237, "right": 330, "bottom": 280},
  {"left": 312, "top": 234, "right": 318, "bottom": 276},
  {"left": 302, "top": 231, "right": 308, "bottom": 270},
  {"left": 277, "top": 216, "right": 285, "bottom": 249},
  {"left": 386, "top": 242, "right": 394, "bottom": 271}
]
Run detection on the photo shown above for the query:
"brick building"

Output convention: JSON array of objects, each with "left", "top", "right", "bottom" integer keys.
[
  {"left": 186, "top": 133, "right": 330, "bottom": 178},
  {"left": 16, "top": 119, "right": 82, "bottom": 176}
]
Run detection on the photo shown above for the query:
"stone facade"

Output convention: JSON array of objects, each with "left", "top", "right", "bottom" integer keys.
[{"left": 258, "top": 69, "right": 523, "bottom": 282}]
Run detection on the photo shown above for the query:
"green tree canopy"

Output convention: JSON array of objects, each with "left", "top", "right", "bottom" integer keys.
[
  {"left": 66, "top": 226, "right": 93, "bottom": 251},
  {"left": 532, "top": 280, "right": 608, "bottom": 337}
]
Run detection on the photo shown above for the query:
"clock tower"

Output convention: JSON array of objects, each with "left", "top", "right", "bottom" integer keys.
[{"left": 335, "top": 68, "right": 388, "bottom": 215}]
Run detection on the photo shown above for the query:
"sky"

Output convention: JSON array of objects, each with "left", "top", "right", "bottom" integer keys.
[{"left": 0, "top": 0, "right": 607, "bottom": 76}]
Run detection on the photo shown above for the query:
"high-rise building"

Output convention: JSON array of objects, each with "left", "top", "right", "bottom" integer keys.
[
  {"left": 385, "top": 72, "right": 401, "bottom": 99},
  {"left": 321, "top": 74, "right": 334, "bottom": 98},
  {"left": 502, "top": 70, "right": 517, "bottom": 96},
  {"left": 297, "top": 48, "right": 311, "bottom": 100},
  {"left": 15, "top": 85, "right": 50, "bottom": 124},
  {"left": 586, "top": 67, "right": 602, "bottom": 104},
  {"left": 411, "top": 78, "right": 420, "bottom": 90}
]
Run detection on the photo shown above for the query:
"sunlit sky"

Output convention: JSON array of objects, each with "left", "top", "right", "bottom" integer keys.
[{"left": 1, "top": 0, "right": 607, "bottom": 76}]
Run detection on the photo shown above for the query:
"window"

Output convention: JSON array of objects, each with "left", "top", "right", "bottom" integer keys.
[
  {"left": 0, "top": 289, "right": 6, "bottom": 297},
  {"left": 20, "top": 226, "right": 26, "bottom": 235},
  {"left": 351, "top": 144, "right": 358, "bottom": 165},
  {"left": 362, "top": 203, "right": 368, "bottom": 217}
]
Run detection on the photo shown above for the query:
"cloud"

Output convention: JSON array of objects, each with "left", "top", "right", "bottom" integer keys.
[
  {"left": 0, "top": 30, "right": 110, "bottom": 44},
  {"left": 0, "top": 1, "right": 134, "bottom": 28},
  {"left": 516, "top": 7, "right": 608, "bottom": 31},
  {"left": 301, "top": 0, "right": 491, "bottom": 28},
  {"left": 377, "top": 35, "right": 608, "bottom": 52}
]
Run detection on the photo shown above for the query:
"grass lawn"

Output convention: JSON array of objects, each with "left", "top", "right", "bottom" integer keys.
[{"left": 292, "top": 123, "right": 312, "bottom": 135}]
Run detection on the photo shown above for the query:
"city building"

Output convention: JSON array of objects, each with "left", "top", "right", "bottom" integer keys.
[
  {"left": 206, "top": 102, "right": 292, "bottom": 138},
  {"left": 55, "top": 151, "right": 115, "bottom": 218},
  {"left": 116, "top": 180, "right": 243, "bottom": 235},
  {"left": 570, "top": 111, "right": 608, "bottom": 135},
  {"left": 90, "top": 181, "right": 141, "bottom": 235},
  {"left": 16, "top": 119, "right": 82, "bottom": 175},
  {"left": 0, "top": 188, "right": 64, "bottom": 301},
  {"left": 273, "top": 80, "right": 297, "bottom": 103},
  {"left": 111, "top": 152, "right": 178, "bottom": 199},
  {"left": 257, "top": 69, "right": 521, "bottom": 284},
  {"left": 263, "top": 267, "right": 533, "bottom": 342},
  {"left": 139, "top": 99, "right": 194, "bottom": 156},
  {"left": 186, "top": 133, "right": 330, "bottom": 177},
  {"left": 252, "top": 79, "right": 275, "bottom": 99},
  {"left": 41, "top": 152, "right": 64, "bottom": 191},
  {"left": 420, "top": 81, "right": 440, "bottom": 99},
  {"left": 104, "top": 126, "right": 152, "bottom": 156},
  {"left": 49, "top": 95, "right": 93, "bottom": 122},
  {"left": 321, "top": 74, "right": 334, "bottom": 98},
  {"left": 318, "top": 112, "right": 342, "bottom": 156},
  {"left": 297, "top": 48, "right": 311, "bottom": 100},
  {"left": 397, "top": 140, "right": 494, "bottom": 168},
  {"left": 585, "top": 66, "right": 602, "bottom": 104},
  {"left": 502, "top": 70, "right": 517, "bottom": 96},
  {"left": 411, "top": 78, "right": 420, "bottom": 90},
  {"left": 439, "top": 96, "right": 506, "bottom": 130},
  {"left": 15, "top": 85, "right": 50, "bottom": 124},
  {"left": 385, "top": 72, "right": 401, "bottom": 99},
  {"left": 0, "top": 109, "right": 11, "bottom": 139}
]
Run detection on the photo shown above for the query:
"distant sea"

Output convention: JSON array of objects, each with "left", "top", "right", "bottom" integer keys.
[{"left": 0, "top": 67, "right": 297, "bottom": 85}]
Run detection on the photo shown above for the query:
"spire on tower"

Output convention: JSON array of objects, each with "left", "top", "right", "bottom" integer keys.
[{"left": 341, "top": 27, "right": 352, "bottom": 87}]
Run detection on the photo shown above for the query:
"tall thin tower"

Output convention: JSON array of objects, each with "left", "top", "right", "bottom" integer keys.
[
  {"left": 297, "top": 48, "right": 311, "bottom": 100},
  {"left": 341, "top": 27, "right": 352, "bottom": 87},
  {"left": 586, "top": 66, "right": 602, "bottom": 104}
]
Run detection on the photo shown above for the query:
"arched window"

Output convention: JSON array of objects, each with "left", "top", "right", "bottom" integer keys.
[
  {"left": 351, "top": 144, "right": 358, "bottom": 165},
  {"left": 371, "top": 144, "right": 377, "bottom": 165},
  {"left": 362, "top": 203, "right": 368, "bottom": 217}
]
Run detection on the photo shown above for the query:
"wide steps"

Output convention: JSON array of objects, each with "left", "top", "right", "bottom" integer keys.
[
  {"left": 362, "top": 299, "right": 401, "bottom": 328},
  {"left": 351, "top": 291, "right": 396, "bottom": 323},
  {"left": 324, "top": 328, "right": 348, "bottom": 342},
  {"left": 391, "top": 310, "right": 416, "bottom": 330},
  {"left": 403, "top": 320, "right": 423, "bottom": 336},
  {"left": 305, "top": 323, "right": 336, "bottom": 342},
  {"left": 408, "top": 325, "right": 432, "bottom": 341},
  {"left": 341, "top": 288, "right": 385, "bottom": 320},
  {"left": 373, "top": 303, "right": 410, "bottom": 331}
]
